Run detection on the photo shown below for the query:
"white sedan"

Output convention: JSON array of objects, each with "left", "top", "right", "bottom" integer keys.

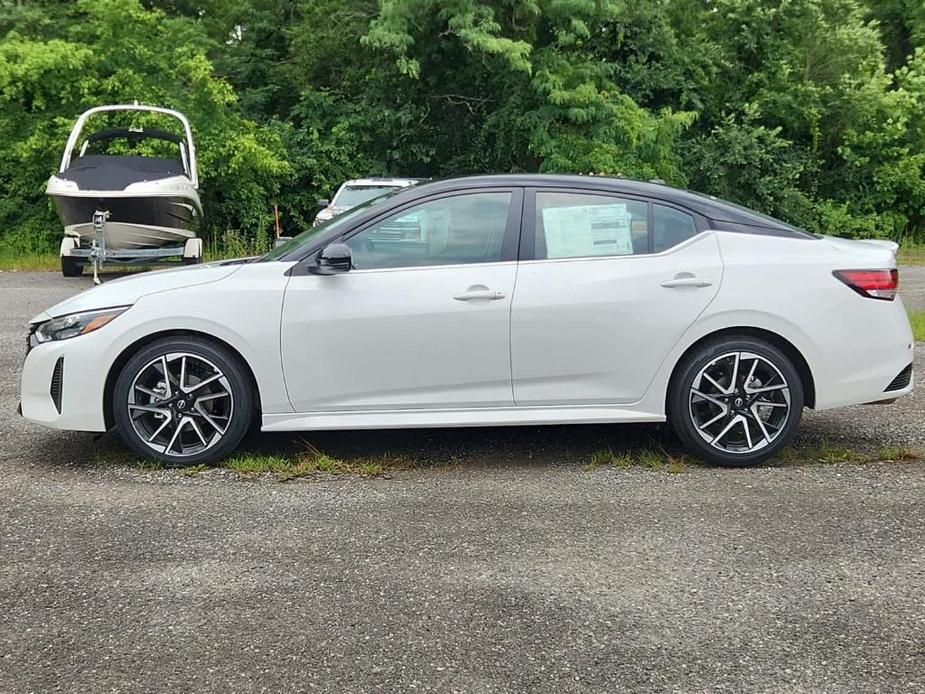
[{"left": 20, "top": 175, "right": 915, "bottom": 467}]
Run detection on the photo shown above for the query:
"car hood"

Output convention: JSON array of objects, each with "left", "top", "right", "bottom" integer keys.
[{"left": 31, "top": 262, "right": 243, "bottom": 323}]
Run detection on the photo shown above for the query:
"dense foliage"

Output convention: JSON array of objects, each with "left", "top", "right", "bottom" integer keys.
[{"left": 1, "top": 0, "right": 924, "bottom": 252}]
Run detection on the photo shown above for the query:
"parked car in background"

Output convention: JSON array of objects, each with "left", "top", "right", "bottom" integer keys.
[
  {"left": 313, "top": 177, "right": 423, "bottom": 226},
  {"left": 20, "top": 175, "right": 914, "bottom": 467}
]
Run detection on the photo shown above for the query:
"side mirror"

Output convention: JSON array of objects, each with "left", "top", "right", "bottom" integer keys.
[
  {"left": 317, "top": 199, "right": 330, "bottom": 212},
  {"left": 309, "top": 242, "right": 352, "bottom": 275}
]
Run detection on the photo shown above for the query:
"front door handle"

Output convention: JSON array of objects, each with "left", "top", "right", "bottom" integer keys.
[
  {"left": 454, "top": 288, "right": 506, "bottom": 301},
  {"left": 661, "top": 276, "right": 713, "bottom": 289}
]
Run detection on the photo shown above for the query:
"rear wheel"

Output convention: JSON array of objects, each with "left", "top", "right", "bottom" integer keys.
[
  {"left": 113, "top": 337, "right": 255, "bottom": 466},
  {"left": 668, "top": 336, "right": 804, "bottom": 467},
  {"left": 61, "top": 255, "right": 84, "bottom": 277}
]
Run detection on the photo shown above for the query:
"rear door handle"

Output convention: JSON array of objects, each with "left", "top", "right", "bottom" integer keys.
[
  {"left": 454, "top": 289, "right": 506, "bottom": 301},
  {"left": 661, "top": 276, "right": 713, "bottom": 289}
]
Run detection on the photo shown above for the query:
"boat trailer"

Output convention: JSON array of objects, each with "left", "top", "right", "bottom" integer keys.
[{"left": 61, "top": 211, "right": 203, "bottom": 284}]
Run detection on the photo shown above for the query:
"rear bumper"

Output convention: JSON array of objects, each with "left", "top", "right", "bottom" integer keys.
[
  {"left": 812, "top": 297, "right": 915, "bottom": 411},
  {"left": 860, "top": 365, "right": 914, "bottom": 405}
]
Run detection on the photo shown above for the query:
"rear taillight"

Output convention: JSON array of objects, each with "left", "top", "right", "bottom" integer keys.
[{"left": 833, "top": 269, "right": 899, "bottom": 301}]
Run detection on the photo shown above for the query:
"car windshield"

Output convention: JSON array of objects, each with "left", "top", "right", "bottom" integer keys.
[
  {"left": 335, "top": 185, "right": 399, "bottom": 207},
  {"left": 258, "top": 191, "right": 396, "bottom": 262}
]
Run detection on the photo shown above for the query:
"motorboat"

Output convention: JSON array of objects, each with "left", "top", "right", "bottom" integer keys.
[{"left": 46, "top": 104, "right": 203, "bottom": 276}]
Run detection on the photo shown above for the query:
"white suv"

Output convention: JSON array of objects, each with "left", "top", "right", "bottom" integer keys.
[{"left": 314, "top": 177, "right": 423, "bottom": 226}]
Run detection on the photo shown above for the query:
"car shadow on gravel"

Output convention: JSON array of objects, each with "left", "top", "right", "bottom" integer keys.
[
  {"left": 27, "top": 422, "right": 691, "bottom": 473},
  {"left": 23, "top": 420, "right": 923, "bottom": 478},
  {"left": 245, "top": 422, "right": 685, "bottom": 468}
]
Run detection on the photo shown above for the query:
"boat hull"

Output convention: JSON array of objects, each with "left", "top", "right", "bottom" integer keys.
[{"left": 51, "top": 193, "right": 200, "bottom": 251}]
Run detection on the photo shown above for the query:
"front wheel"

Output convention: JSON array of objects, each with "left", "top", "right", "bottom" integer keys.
[
  {"left": 113, "top": 337, "right": 255, "bottom": 466},
  {"left": 668, "top": 337, "right": 804, "bottom": 467}
]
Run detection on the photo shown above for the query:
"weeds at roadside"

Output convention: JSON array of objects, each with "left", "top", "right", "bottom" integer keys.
[
  {"left": 908, "top": 310, "right": 925, "bottom": 341},
  {"left": 225, "top": 454, "right": 292, "bottom": 475},
  {"left": 181, "top": 464, "right": 209, "bottom": 477},
  {"left": 223, "top": 440, "right": 413, "bottom": 481},
  {"left": 781, "top": 442, "right": 923, "bottom": 466},
  {"left": 92, "top": 443, "right": 142, "bottom": 467},
  {"left": 774, "top": 446, "right": 800, "bottom": 464},
  {"left": 0, "top": 253, "right": 60, "bottom": 272},
  {"left": 588, "top": 447, "right": 692, "bottom": 473},
  {"left": 802, "top": 440, "right": 869, "bottom": 465},
  {"left": 898, "top": 242, "right": 925, "bottom": 265},
  {"left": 875, "top": 446, "right": 923, "bottom": 462},
  {"left": 590, "top": 440, "right": 924, "bottom": 471}
]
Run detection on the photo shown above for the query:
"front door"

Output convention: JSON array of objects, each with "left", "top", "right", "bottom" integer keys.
[{"left": 281, "top": 190, "right": 521, "bottom": 412}]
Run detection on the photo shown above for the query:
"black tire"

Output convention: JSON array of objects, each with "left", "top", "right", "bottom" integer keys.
[
  {"left": 113, "top": 336, "right": 255, "bottom": 466},
  {"left": 668, "top": 336, "right": 804, "bottom": 467},
  {"left": 61, "top": 255, "right": 84, "bottom": 277}
]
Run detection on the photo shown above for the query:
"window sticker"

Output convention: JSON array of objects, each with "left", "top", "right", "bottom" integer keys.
[{"left": 542, "top": 204, "right": 634, "bottom": 258}]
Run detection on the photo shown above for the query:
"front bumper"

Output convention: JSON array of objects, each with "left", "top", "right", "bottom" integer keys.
[{"left": 20, "top": 332, "right": 109, "bottom": 432}]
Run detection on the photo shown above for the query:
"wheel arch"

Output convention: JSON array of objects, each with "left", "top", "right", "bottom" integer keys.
[
  {"left": 665, "top": 326, "right": 816, "bottom": 412},
  {"left": 103, "top": 329, "right": 262, "bottom": 430}
]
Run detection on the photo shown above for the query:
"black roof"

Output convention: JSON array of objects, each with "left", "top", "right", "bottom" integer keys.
[{"left": 399, "top": 174, "right": 807, "bottom": 235}]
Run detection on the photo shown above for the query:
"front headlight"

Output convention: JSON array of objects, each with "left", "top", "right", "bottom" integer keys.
[{"left": 33, "top": 306, "right": 130, "bottom": 344}]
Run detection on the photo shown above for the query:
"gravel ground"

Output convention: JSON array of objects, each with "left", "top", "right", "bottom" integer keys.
[
  {"left": 901, "top": 263, "right": 925, "bottom": 312},
  {"left": 1, "top": 270, "right": 923, "bottom": 693}
]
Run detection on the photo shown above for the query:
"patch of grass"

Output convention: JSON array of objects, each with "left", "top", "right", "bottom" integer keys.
[
  {"left": 803, "top": 441, "right": 871, "bottom": 465},
  {"left": 0, "top": 252, "right": 59, "bottom": 272},
  {"left": 898, "top": 242, "right": 925, "bottom": 266},
  {"left": 88, "top": 436, "right": 413, "bottom": 480},
  {"left": 875, "top": 446, "right": 923, "bottom": 462},
  {"left": 589, "top": 449, "right": 634, "bottom": 468},
  {"left": 775, "top": 446, "right": 800, "bottom": 465},
  {"left": 908, "top": 310, "right": 925, "bottom": 342},
  {"left": 277, "top": 451, "right": 411, "bottom": 481},
  {"left": 131, "top": 459, "right": 168, "bottom": 471},
  {"left": 92, "top": 443, "right": 141, "bottom": 467},
  {"left": 223, "top": 440, "right": 412, "bottom": 481},
  {"left": 225, "top": 454, "right": 292, "bottom": 475},
  {"left": 588, "top": 448, "right": 691, "bottom": 473},
  {"left": 778, "top": 443, "right": 922, "bottom": 466}
]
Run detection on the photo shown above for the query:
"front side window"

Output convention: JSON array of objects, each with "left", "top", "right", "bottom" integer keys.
[
  {"left": 345, "top": 192, "right": 512, "bottom": 270},
  {"left": 534, "top": 192, "right": 649, "bottom": 260}
]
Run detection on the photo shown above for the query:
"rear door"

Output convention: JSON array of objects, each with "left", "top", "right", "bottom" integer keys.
[{"left": 510, "top": 188, "right": 723, "bottom": 406}]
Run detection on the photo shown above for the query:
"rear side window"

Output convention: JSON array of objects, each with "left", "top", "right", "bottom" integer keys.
[
  {"left": 534, "top": 192, "right": 649, "bottom": 259},
  {"left": 653, "top": 205, "right": 698, "bottom": 252}
]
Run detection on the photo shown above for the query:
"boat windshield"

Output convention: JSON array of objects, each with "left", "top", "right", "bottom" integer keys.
[{"left": 259, "top": 191, "right": 397, "bottom": 262}]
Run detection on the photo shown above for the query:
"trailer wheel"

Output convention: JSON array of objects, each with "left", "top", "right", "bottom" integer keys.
[
  {"left": 183, "top": 238, "right": 203, "bottom": 265},
  {"left": 61, "top": 256, "right": 84, "bottom": 277}
]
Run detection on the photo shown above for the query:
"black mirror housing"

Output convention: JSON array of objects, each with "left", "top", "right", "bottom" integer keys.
[
  {"left": 309, "top": 242, "right": 352, "bottom": 275},
  {"left": 317, "top": 199, "right": 330, "bottom": 212}
]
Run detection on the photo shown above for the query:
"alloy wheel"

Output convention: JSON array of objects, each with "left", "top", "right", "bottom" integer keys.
[
  {"left": 127, "top": 352, "right": 234, "bottom": 457},
  {"left": 688, "top": 351, "right": 791, "bottom": 455}
]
